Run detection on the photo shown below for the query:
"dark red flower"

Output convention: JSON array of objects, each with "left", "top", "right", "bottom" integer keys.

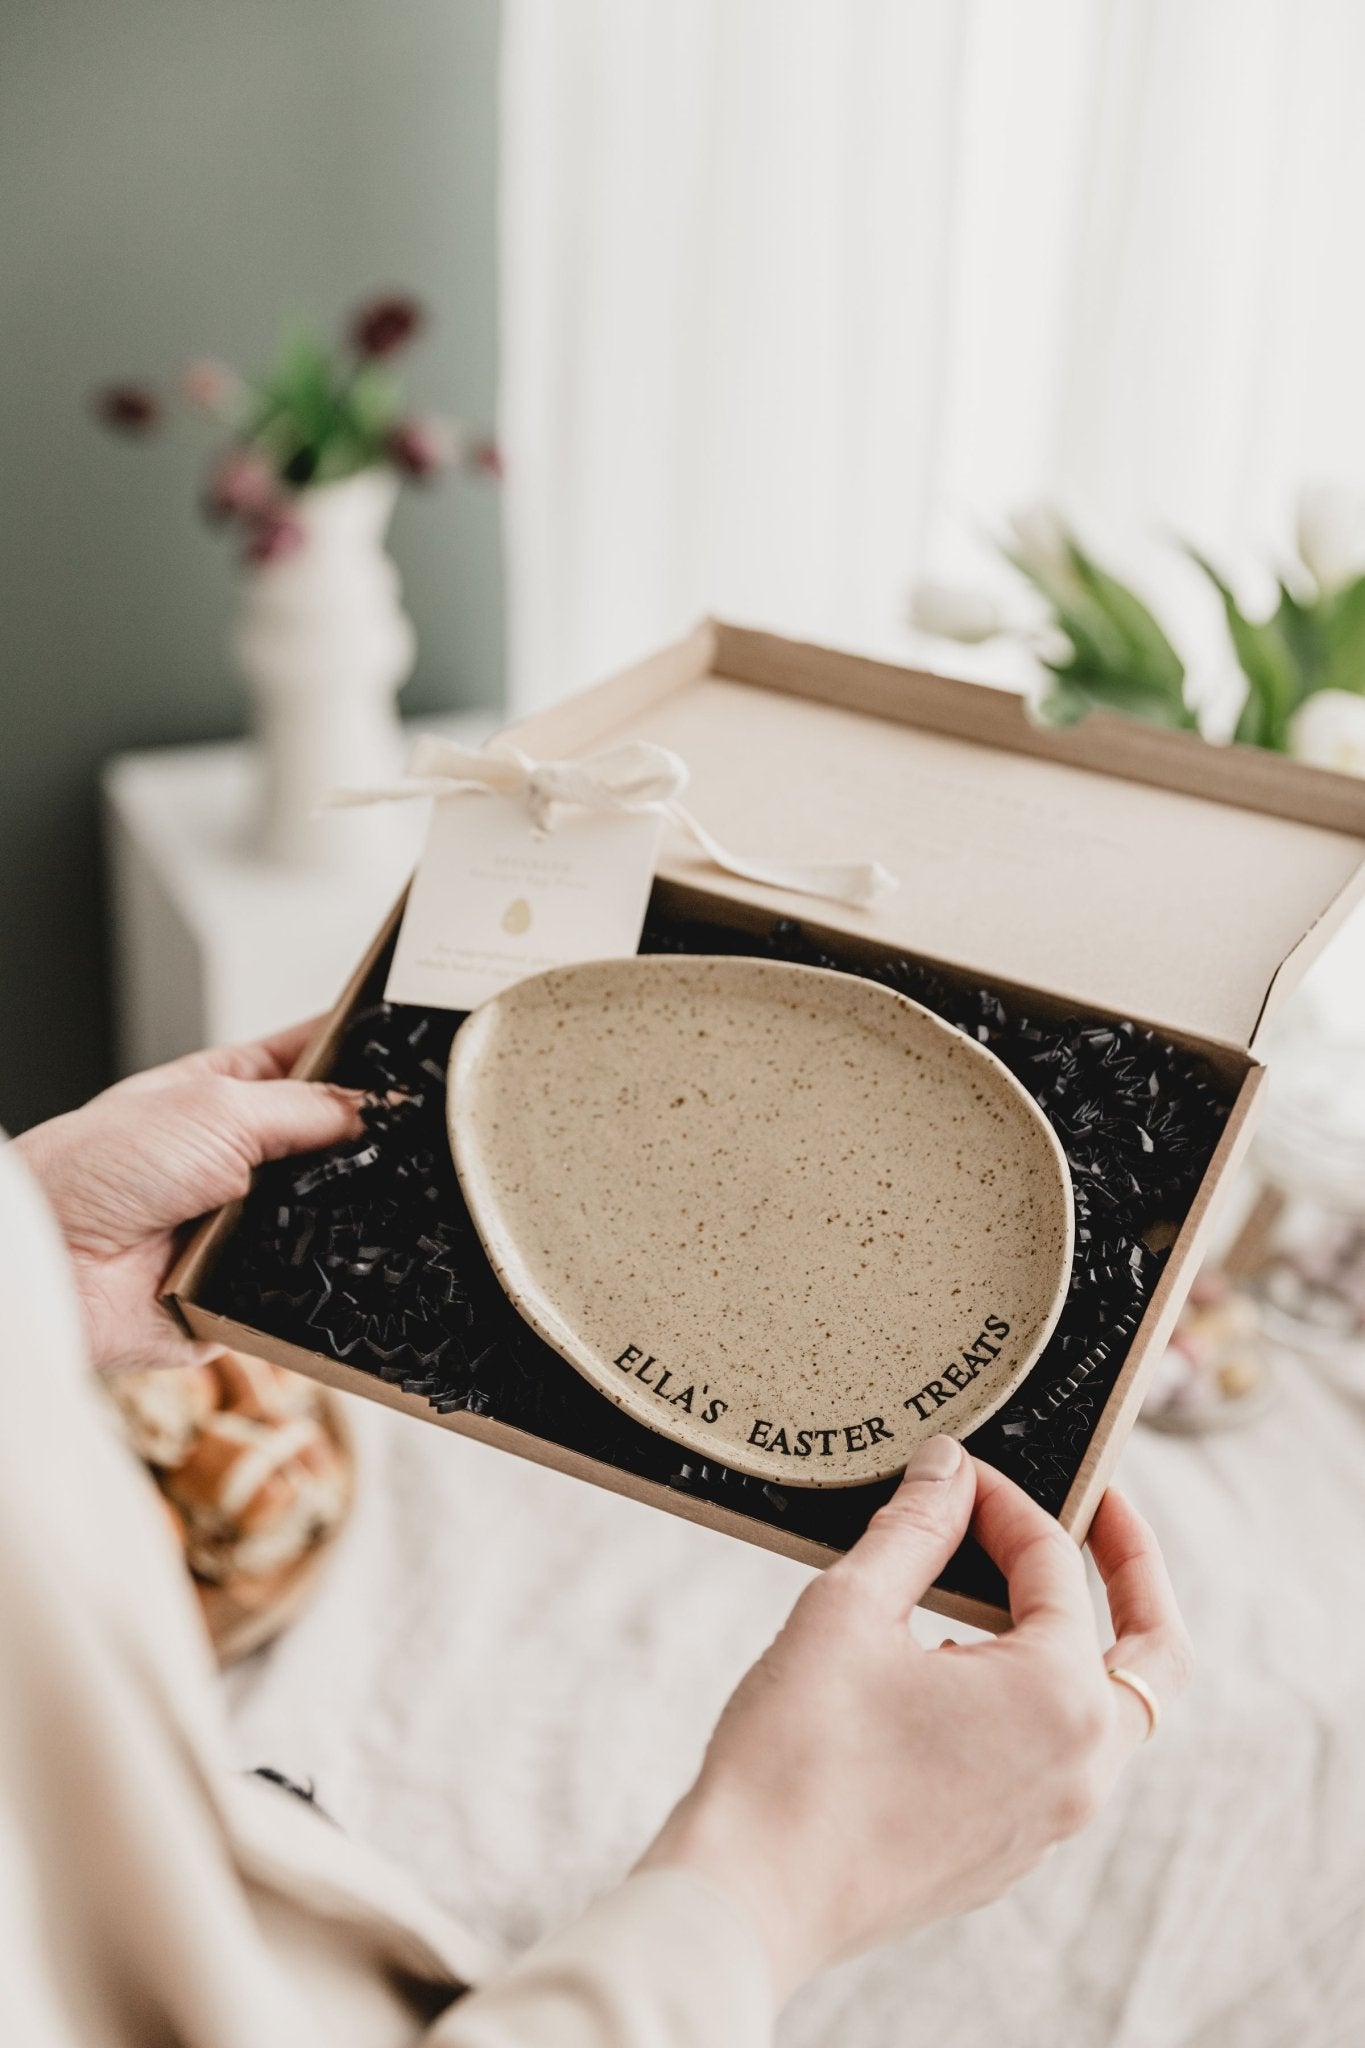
[
  {"left": 242, "top": 507, "right": 306, "bottom": 567},
  {"left": 468, "top": 437, "right": 504, "bottom": 480},
  {"left": 350, "top": 293, "right": 424, "bottom": 358},
  {"left": 95, "top": 383, "right": 162, "bottom": 433},
  {"left": 387, "top": 416, "right": 456, "bottom": 480},
  {"left": 203, "top": 447, "right": 278, "bottom": 523}
]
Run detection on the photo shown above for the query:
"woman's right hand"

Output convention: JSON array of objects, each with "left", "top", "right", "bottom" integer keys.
[{"left": 639, "top": 1436, "right": 1191, "bottom": 2004}]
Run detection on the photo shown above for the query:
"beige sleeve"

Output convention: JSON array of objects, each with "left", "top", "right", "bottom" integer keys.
[
  {"left": 0, "top": 1136, "right": 776, "bottom": 2048},
  {"left": 430, "top": 1869, "right": 774, "bottom": 2048}
]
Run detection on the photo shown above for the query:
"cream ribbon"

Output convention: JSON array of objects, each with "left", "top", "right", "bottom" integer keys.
[{"left": 324, "top": 735, "right": 898, "bottom": 910}]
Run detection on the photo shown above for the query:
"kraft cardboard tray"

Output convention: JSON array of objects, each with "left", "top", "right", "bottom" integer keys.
[{"left": 167, "top": 623, "right": 1365, "bottom": 1632}]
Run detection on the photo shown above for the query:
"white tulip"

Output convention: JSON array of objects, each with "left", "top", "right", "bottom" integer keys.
[
  {"left": 1296, "top": 482, "right": 1365, "bottom": 596},
  {"left": 1005, "top": 503, "right": 1073, "bottom": 578},
  {"left": 1287, "top": 689, "right": 1365, "bottom": 777},
  {"left": 908, "top": 576, "right": 1006, "bottom": 645},
  {"left": 1002, "top": 502, "right": 1088, "bottom": 609}
]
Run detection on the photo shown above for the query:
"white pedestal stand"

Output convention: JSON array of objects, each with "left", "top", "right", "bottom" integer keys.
[{"left": 102, "top": 715, "right": 491, "bottom": 1072}]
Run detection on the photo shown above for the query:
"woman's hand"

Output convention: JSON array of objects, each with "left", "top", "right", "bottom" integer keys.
[
  {"left": 14, "top": 1021, "right": 364, "bottom": 1373},
  {"left": 640, "top": 1436, "right": 1192, "bottom": 2003}
]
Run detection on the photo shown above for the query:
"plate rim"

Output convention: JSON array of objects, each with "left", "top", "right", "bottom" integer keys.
[{"left": 448, "top": 954, "right": 1075, "bottom": 1488}]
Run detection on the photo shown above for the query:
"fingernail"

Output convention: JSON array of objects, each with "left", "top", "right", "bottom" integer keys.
[{"left": 902, "top": 1435, "right": 962, "bottom": 1483}]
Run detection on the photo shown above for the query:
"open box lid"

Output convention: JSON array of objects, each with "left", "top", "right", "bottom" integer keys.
[{"left": 508, "top": 621, "right": 1365, "bottom": 1051}]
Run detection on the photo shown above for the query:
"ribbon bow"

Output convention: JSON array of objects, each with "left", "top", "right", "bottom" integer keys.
[{"left": 325, "top": 735, "right": 897, "bottom": 910}]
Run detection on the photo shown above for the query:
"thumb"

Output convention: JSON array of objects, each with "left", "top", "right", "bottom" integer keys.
[
  {"left": 221, "top": 1076, "right": 368, "bottom": 1169},
  {"left": 836, "top": 1436, "right": 975, "bottom": 1621}
]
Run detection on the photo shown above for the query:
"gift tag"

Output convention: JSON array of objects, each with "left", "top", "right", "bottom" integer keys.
[{"left": 384, "top": 791, "right": 663, "bottom": 1012}]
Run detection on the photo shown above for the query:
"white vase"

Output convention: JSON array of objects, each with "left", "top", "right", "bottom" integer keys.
[{"left": 233, "top": 469, "right": 415, "bottom": 868}]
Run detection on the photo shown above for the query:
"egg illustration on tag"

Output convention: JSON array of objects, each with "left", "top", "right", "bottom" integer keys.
[{"left": 501, "top": 897, "right": 533, "bottom": 936}]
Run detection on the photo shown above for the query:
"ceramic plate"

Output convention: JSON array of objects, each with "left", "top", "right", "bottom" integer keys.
[{"left": 448, "top": 956, "right": 1073, "bottom": 1488}]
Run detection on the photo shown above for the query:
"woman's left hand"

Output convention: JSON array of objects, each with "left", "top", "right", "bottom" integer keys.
[{"left": 14, "top": 1021, "right": 365, "bottom": 1372}]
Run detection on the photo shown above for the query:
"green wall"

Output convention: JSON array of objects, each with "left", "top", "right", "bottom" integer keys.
[{"left": 0, "top": 1, "right": 504, "bottom": 1130}]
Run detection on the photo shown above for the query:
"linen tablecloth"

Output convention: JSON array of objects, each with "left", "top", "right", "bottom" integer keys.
[{"left": 227, "top": 1343, "right": 1365, "bottom": 2048}]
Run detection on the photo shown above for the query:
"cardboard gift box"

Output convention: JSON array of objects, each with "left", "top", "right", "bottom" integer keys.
[{"left": 167, "top": 621, "right": 1365, "bottom": 1630}]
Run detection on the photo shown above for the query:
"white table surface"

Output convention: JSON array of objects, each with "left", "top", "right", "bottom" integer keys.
[{"left": 225, "top": 1338, "right": 1365, "bottom": 2048}]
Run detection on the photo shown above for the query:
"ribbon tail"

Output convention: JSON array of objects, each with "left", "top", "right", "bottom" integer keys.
[
  {"left": 668, "top": 803, "right": 898, "bottom": 910},
  {"left": 317, "top": 776, "right": 477, "bottom": 813}
]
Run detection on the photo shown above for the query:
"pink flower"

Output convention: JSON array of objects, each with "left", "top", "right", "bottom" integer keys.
[
  {"left": 468, "top": 437, "right": 504, "bottom": 480},
  {"left": 350, "top": 293, "right": 424, "bottom": 358},
  {"left": 182, "top": 358, "right": 242, "bottom": 414},
  {"left": 95, "top": 384, "right": 161, "bottom": 433},
  {"left": 203, "top": 447, "right": 278, "bottom": 523},
  {"left": 387, "top": 416, "right": 458, "bottom": 479},
  {"left": 242, "top": 507, "right": 306, "bottom": 567}
]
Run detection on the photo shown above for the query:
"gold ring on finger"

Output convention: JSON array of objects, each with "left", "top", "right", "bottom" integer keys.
[{"left": 1107, "top": 1664, "right": 1160, "bottom": 1742}]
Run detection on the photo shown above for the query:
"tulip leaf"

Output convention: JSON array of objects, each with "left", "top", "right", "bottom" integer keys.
[
  {"left": 346, "top": 364, "right": 400, "bottom": 433},
  {"left": 241, "top": 323, "right": 402, "bottom": 486},
  {"left": 1187, "top": 548, "right": 1302, "bottom": 752},
  {"left": 1066, "top": 541, "right": 1187, "bottom": 704},
  {"left": 1038, "top": 660, "right": 1196, "bottom": 732},
  {"left": 1030, "top": 675, "right": 1093, "bottom": 729},
  {"left": 1010, "top": 521, "right": 1195, "bottom": 734},
  {"left": 1321, "top": 574, "right": 1365, "bottom": 697},
  {"left": 1273, "top": 580, "right": 1325, "bottom": 695},
  {"left": 1004, "top": 548, "right": 1125, "bottom": 676},
  {"left": 267, "top": 330, "right": 336, "bottom": 442},
  {"left": 340, "top": 364, "right": 401, "bottom": 465}
]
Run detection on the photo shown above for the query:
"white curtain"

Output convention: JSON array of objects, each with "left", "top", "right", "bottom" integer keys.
[{"left": 498, "top": 0, "right": 1365, "bottom": 712}]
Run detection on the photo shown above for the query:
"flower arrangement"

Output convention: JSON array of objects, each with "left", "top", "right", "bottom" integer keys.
[
  {"left": 94, "top": 291, "right": 500, "bottom": 564},
  {"left": 910, "top": 490, "right": 1365, "bottom": 777}
]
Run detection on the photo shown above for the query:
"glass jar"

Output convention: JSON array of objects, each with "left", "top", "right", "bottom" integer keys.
[{"left": 1254, "top": 1023, "right": 1365, "bottom": 1353}]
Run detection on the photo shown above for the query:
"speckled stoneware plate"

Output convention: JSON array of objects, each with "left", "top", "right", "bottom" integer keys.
[{"left": 448, "top": 956, "right": 1074, "bottom": 1489}]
